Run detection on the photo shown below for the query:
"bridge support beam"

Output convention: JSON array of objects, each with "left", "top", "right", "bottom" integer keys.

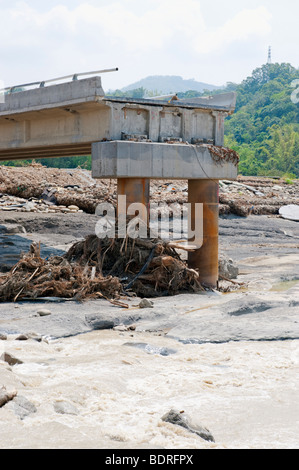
[
  {"left": 117, "top": 178, "right": 150, "bottom": 226},
  {"left": 188, "top": 179, "right": 219, "bottom": 288}
]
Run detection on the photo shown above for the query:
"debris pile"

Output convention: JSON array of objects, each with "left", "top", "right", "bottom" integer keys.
[
  {"left": 207, "top": 145, "right": 240, "bottom": 166},
  {"left": 0, "top": 233, "right": 202, "bottom": 303},
  {"left": 0, "top": 164, "right": 116, "bottom": 214},
  {"left": 0, "top": 194, "right": 84, "bottom": 214},
  {"left": 0, "top": 164, "right": 298, "bottom": 217},
  {"left": 218, "top": 178, "right": 299, "bottom": 217}
]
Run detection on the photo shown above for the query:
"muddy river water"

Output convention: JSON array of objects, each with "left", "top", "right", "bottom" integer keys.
[
  {"left": 0, "top": 214, "right": 298, "bottom": 449},
  {"left": 0, "top": 327, "right": 298, "bottom": 449}
]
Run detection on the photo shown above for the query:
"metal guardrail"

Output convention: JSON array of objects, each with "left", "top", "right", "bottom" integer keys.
[{"left": 0, "top": 68, "right": 118, "bottom": 94}]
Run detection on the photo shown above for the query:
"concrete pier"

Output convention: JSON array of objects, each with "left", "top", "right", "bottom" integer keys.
[
  {"left": 188, "top": 180, "right": 219, "bottom": 287},
  {"left": 117, "top": 178, "right": 150, "bottom": 225},
  {"left": 92, "top": 140, "right": 238, "bottom": 180}
]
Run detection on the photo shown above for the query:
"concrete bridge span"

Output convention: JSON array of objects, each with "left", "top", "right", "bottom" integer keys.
[
  {"left": 0, "top": 76, "right": 238, "bottom": 287},
  {"left": 0, "top": 76, "right": 236, "bottom": 162},
  {"left": 0, "top": 77, "right": 108, "bottom": 160}
]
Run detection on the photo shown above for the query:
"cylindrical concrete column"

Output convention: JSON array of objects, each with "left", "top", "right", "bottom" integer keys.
[
  {"left": 188, "top": 179, "right": 219, "bottom": 288},
  {"left": 117, "top": 178, "right": 150, "bottom": 223}
]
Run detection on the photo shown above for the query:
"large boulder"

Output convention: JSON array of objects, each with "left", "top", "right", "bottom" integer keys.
[
  {"left": 219, "top": 254, "right": 239, "bottom": 280},
  {"left": 161, "top": 409, "right": 215, "bottom": 442}
]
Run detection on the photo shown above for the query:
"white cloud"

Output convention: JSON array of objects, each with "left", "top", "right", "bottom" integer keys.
[
  {"left": 0, "top": 0, "right": 273, "bottom": 88},
  {"left": 194, "top": 6, "right": 272, "bottom": 54},
  {"left": 1, "top": 1, "right": 271, "bottom": 51}
]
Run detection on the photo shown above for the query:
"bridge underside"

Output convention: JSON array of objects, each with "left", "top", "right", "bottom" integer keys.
[{"left": 0, "top": 143, "right": 92, "bottom": 161}]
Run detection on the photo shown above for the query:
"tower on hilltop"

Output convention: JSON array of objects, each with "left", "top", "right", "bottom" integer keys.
[{"left": 267, "top": 46, "right": 272, "bottom": 64}]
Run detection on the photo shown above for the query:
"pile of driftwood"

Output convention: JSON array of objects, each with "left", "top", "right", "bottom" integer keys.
[
  {"left": 0, "top": 233, "right": 202, "bottom": 303},
  {"left": 0, "top": 163, "right": 115, "bottom": 214},
  {"left": 207, "top": 145, "right": 240, "bottom": 166},
  {"left": 1, "top": 164, "right": 298, "bottom": 218}
]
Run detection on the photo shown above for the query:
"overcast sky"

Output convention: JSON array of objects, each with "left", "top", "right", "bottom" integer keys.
[{"left": 0, "top": 0, "right": 298, "bottom": 91}]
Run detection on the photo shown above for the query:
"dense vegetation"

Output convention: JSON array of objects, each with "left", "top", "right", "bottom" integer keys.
[
  {"left": 3, "top": 63, "right": 299, "bottom": 178},
  {"left": 178, "top": 63, "right": 299, "bottom": 177},
  {"left": 223, "top": 63, "right": 299, "bottom": 178}
]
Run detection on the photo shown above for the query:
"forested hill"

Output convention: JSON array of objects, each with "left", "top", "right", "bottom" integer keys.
[
  {"left": 222, "top": 63, "right": 299, "bottom": 178},
  {"left": 120, "top": 75, "right": 220, "bottom": 94}
]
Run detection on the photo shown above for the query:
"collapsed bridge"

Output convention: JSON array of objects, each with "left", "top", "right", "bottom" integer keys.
[{"left": 0, "top": 75, "right": 238, "bottom": 288}]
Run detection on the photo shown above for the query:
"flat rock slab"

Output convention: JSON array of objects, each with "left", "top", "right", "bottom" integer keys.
[
  {"left": 166, "top": 297, "right": 299, "bottom": 344},
  {"left": 0, "top": 282, "right": 298, "bottom": 344},
  {"left": 0, "top": 225, "right": 65, "bottom": 272},
  {"left": 7, "top": 395, "right": 37, "bottom": 420},
  {"left": 279, "top": 205, "right": 299, "bottom": 222}
]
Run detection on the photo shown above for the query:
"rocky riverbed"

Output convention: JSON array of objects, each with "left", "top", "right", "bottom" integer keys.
[
  {"left": 0, "top": 166, "right": 298, "bottom": 449},
  {"left": 0, "top": 207, "right": 298, "bottom": 449}
]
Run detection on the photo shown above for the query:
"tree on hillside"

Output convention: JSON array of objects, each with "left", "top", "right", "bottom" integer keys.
[{"left": 224, "top": 63, "right": 299, "bottom": 177}]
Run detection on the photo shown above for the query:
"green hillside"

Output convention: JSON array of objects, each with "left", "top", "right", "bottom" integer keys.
[
  {"left": 177, "top": 63, "right": 299, "bottom": 178},
  {"left": 222, "top": 63, "right": 299, "bottom": 178}
]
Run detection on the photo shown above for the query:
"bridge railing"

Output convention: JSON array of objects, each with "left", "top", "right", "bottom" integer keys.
[{"left": 0, "top": 68, "right": 118, "bottom": 94}]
